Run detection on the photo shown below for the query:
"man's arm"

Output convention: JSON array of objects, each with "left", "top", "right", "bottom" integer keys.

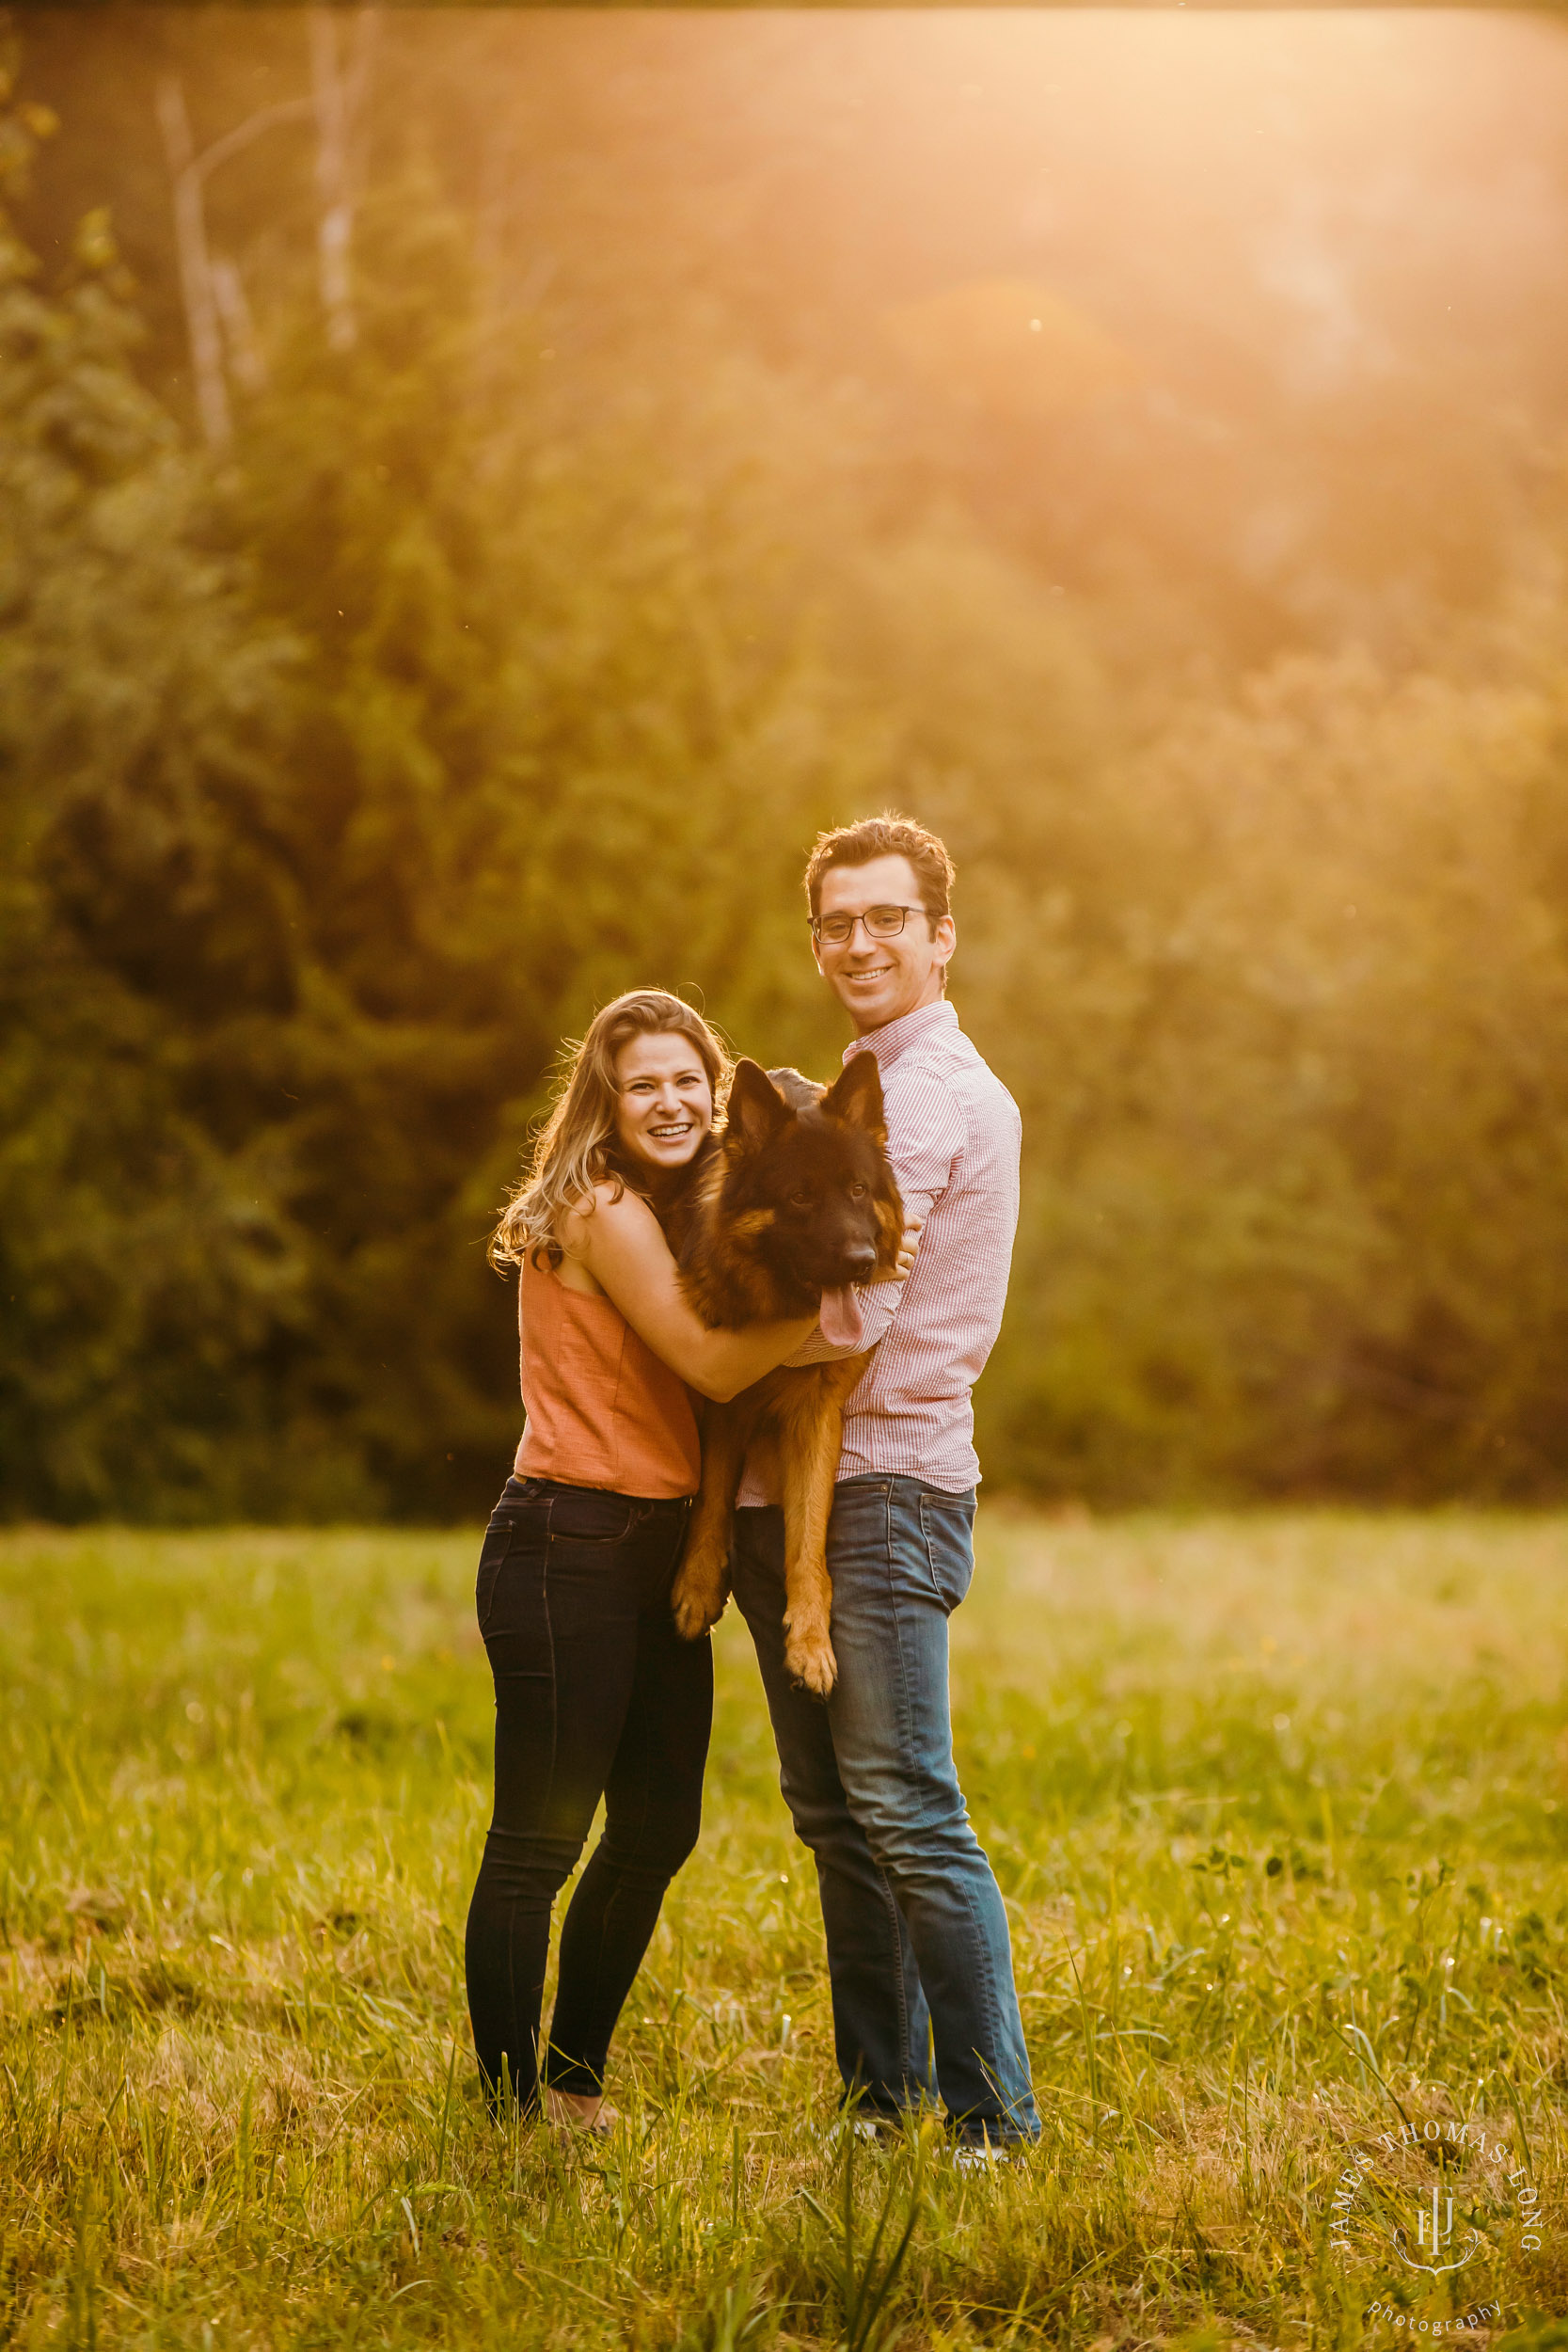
[{"left": 779, "top": 1278, "right": 904, "bottom": 1366}]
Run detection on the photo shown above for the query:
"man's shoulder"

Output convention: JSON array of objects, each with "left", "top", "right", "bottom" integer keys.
[
  {"left": 961, "top": 1047, "right": 1022, "bottom": 1135},
  {"left": 881, "top": 1019, "right": 1019, "bottom": 1161},
  {"left": 893, "top": 1019, "right": 1016, "bottom": 1114}
]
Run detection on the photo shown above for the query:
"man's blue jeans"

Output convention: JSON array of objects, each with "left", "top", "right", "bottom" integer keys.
[{"left": 731, "top": 1476, "right": 1039, "bottom": 2145}]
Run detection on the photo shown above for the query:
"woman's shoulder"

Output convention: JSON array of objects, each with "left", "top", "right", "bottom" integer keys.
[
  {"left": 560, "top": 1179, "right": 657, "bottom": 1242},
  {"left": 565, "top": 1176, "right": 652, "bottom": 1216}
]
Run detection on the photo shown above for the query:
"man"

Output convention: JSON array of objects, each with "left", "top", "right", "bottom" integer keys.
[{"left": 730, "top": 811, "right": 1039, "bottom": 2155}]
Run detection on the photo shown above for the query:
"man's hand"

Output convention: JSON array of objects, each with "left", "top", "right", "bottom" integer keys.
[{"left": 892, "top": 1218, "right": 923, "bottom": 1281}]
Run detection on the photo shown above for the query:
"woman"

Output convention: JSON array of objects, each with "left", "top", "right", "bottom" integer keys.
[{"left": 467, "top": 990, "right": 832, "bottom": 2132}]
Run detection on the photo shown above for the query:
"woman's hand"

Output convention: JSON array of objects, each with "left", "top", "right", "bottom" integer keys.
[{"left": 893, "top": 1219, "right": 923, "bottom": 1281}]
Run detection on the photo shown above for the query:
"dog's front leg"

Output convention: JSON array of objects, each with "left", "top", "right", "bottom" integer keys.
[{"left": 671, "top": 1394, "right": 758, "bottom": 1640}]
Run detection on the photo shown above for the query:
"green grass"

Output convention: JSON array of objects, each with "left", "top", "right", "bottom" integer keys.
[{"left": 4, "top": 1511, "right": 1568, "bottom": 2348}]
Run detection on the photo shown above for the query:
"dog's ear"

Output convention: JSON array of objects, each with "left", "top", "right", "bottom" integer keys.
[
  {"left": 822, "top": 1050, "right": 886, "bottom": 1138},
  {"left": 725, "top": 1058, "right": 793, "bottom": 1152}
]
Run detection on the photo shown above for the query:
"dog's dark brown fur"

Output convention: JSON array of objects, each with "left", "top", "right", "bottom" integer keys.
[{"left": 665, "top": 1054, "right": 903, "bottom": 1694}]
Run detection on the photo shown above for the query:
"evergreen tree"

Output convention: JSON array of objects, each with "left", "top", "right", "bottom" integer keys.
[{"left": 0, "top": 94, "right": 315, "bottom": 1517}]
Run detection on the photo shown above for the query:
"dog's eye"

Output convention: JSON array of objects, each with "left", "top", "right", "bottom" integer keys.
[
  {"left": 789, "top": 1191, "right": 814, "bottom": 1211},
  {"left": 847, "top": 1181, "right": 867, "bottom": 1200}
]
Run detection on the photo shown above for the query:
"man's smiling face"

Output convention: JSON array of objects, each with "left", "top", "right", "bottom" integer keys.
[{"left": 812, "top": 852, "right": 956, "bottom": 1036}]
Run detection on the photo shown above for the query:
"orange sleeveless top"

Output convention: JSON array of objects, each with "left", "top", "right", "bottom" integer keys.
[{"left": 512, "top": 1255, "right": 702, "bottom": 1500}]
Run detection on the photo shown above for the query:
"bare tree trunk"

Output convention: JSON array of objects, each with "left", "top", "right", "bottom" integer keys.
[
  {"left": 156, "top": 75, "right": 231, "bottom": 449},
  {"left": 211, "top": 257, "right": 265, "bottom": 392},
  {"left": 309, "top": 8, "right": 377, "bottom": 353},
  {"left": 158, "top": 25, "right": 374, "bottom": 427}
]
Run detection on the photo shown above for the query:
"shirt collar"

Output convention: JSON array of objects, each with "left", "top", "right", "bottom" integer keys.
[{"left": 844, "top": 997, "right": 958, "bottom": 1072}]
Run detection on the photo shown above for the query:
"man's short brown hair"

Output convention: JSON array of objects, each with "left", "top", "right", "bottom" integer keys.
[{"left": 803, "top": 811, "right": 956, "bottom": 922}]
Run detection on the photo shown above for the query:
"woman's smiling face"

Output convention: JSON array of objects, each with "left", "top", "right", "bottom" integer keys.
[{"left": 612, "top": 1030, "right": 715, "bottom": 1175}]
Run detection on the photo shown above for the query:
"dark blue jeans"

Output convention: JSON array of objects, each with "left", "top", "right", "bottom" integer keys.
[
  {"left": 465, "top": 1476, "right": 709, "bottom": 2111},
  {"left": 732, "top": 1477, "right": 1038, "bottom": 2145}
]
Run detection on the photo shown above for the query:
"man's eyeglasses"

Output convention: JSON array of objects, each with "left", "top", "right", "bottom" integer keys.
[{"left": 810, "top": 903, "right": 932, "bottom": 947}]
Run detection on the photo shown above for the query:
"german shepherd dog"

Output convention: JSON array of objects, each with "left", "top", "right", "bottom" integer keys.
[{"left": 665, "top": 1055, "right": 903, "bottom": 1696}]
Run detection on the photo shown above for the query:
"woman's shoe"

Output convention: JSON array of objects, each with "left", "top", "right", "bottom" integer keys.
[{"left": 545, "top": 2088, "right": 618, "bottom": 2137}]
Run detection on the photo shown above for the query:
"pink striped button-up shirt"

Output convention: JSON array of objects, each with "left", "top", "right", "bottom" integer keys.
[{"left": 736, "top": 998, "right": 1021, "bottom": 1501}]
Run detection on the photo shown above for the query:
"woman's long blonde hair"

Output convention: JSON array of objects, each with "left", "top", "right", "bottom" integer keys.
[{"left": 490, "top": 991, "right": 731, "bottom": 1271}]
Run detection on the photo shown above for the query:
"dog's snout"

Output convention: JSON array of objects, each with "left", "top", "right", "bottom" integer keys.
[{"left": 844, "top": 1243, "right": 878, "bottom": 1279}]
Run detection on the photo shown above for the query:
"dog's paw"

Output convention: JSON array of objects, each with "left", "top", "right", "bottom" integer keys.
[
  {"left": 671, "top": 1563, "right": 727, "bottom": 1640},
  {"left": 784, "top": 1616, "right": 837, "bottom": 1698}
]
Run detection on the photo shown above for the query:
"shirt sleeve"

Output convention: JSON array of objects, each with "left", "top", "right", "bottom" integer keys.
[{"left": 778, "top": 1323, "right": 863, "bottom": 1368}]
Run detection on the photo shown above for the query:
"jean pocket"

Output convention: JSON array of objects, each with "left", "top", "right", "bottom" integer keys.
[
  {"left": 918, "top": 1489, "right": 976, "bottom": 1615},
  {"left": 546, "top": 1486, "right": 637, "bottom": 1545},
  {"left": 476, "top": 1519, "right": 521, "bottom": 1637}
]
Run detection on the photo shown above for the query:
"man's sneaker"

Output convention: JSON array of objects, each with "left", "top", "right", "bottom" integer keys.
[{"left": 945, "top": 2132, "right": 1025, "bottom": 2173}]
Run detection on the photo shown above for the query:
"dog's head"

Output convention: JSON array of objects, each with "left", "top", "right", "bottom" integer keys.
[{"left": 712, "top": 1054, "right": 903, "bottom": 1322}]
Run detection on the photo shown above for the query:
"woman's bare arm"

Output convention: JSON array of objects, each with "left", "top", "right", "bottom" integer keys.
[{"left": 562, "top": 1187, "right": 819, "bottom": 1402}]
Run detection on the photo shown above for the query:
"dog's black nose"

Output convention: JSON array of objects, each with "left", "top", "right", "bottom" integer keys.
[{"left": 843, "top": 1244, "right": 878, "bottom": 1279}]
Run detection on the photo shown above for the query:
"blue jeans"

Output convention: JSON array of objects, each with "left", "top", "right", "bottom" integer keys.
[{"left": 731, "top": 1477, "right": 1038, "bottom": 2145}]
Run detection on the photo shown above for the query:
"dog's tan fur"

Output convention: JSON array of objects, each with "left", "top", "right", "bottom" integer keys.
[{"left": 664, "top": 1059, "right": 902, "bottom": 1695}]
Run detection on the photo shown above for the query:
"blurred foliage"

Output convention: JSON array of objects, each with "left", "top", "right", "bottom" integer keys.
[{"left": 6, "top": 37, "right": 1568, "bottom": 1518}]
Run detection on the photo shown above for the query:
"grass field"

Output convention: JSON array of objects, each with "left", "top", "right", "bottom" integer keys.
[{"left": 4, "top": 1512, "right": 1568, "bottom": 2349}]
